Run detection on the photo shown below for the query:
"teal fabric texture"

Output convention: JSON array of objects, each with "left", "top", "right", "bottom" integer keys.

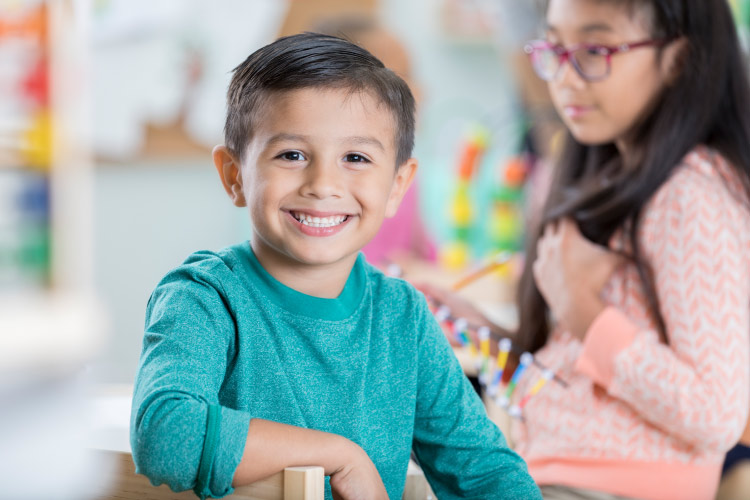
[{"left": 130, "top": 242, "right": 540, "bottom": 499}]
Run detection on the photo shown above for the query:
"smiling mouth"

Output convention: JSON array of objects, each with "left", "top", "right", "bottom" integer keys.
[{"left": 290, "top": 211, "right": 350, "bottom": 228}]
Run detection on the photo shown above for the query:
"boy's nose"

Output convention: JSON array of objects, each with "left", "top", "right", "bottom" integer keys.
[{"left": 301, "top": 161, "right": 344, "bottom": 199}]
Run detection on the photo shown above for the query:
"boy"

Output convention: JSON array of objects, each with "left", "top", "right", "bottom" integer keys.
[{"left": 130, "top": 33, "right": 540, "bottom": 500}]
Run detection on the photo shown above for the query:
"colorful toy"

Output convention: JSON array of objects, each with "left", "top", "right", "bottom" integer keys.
[
  {"left": 488, "top": 154, "right": 530, "bottom": 253},
  {"left": 451, "top": 251, "right": 513, "bottom": 291},
  {"left": 440, "top": 125, "right": 490, "bottom": 270},
  {"left": 0, "top": 3, "right": 52, "bottom": 289},
  {"left": 425, "top": 296, "right": 567, "bottom": 421},
  {"left": 383, "top": 260, "right": 566, "bottom": 421}
]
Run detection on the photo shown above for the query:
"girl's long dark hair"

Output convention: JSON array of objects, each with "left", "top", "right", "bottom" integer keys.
[{"left": 516, "top": 0, "right": 750, "bottom": 353}]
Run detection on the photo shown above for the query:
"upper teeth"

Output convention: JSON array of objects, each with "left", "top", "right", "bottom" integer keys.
[{"left": 293, "top": 212, "right": 347, "bottom": 227}]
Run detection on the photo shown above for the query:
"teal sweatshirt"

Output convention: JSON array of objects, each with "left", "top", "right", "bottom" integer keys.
[{"left": 130, "top": 242, "right": 540, "bottom": 499}]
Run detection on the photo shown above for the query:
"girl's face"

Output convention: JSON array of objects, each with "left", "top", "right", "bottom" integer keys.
[{"left": 545, "top": 0, "right": 677, "bottom": 151}]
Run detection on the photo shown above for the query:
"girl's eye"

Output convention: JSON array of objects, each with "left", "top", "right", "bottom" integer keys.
[
  {"left": 344, "top": 153, "right": 370, "bottom": 163},
  {"left": 278, "top": 151, "right": 306, "bottom": 161}
]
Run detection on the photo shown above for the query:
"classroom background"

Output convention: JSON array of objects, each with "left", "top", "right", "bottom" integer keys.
[{"left": 2, "top": 0, "right": 750, "bottom": 499}]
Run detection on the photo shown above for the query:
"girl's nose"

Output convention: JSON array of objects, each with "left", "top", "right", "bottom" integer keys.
[
  {"left": 553, "top": 57, "right": 586, "bottom": 89},
  {"left": 301, "top": 160, "right": 343, "bottom": 199}
]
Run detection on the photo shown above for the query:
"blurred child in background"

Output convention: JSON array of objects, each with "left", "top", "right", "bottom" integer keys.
[
  {"left": 424, "top": 1, "right": 750, "bottom": 499},
  {"left": 316, "top": 16, "right": 437, "bottom": 267}
]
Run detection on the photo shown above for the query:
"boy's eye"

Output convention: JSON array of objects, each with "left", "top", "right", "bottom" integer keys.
[
  {"left": 344, "top": 153, "right": 370, "bottom": 163},
  {"left": 278, "top": 151, "right": 306, "bottom": 161}
]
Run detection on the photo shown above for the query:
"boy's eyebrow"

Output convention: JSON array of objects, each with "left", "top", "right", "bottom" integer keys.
[
  {"left": 345, "top": 136, "right": 385, "bottom": 152},
  {"left": 264, "top": 133, "right": 310, "bottom": 148},
  {"left": 264, "top": 133, "right": 385, "bottom": 152}
]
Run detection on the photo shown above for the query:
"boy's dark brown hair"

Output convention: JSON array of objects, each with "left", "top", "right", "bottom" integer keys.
[{"left": 224, "top": 32, "right": 416, "bottom": 167}]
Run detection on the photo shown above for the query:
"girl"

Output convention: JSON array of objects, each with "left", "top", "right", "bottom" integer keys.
[{"left": 424, "top": 1, "right": 750, "bottom": 499}]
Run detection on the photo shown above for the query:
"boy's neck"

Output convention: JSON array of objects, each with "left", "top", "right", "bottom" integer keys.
[{"left": 249, "top": 240, "right": 358, "bottom": 299}]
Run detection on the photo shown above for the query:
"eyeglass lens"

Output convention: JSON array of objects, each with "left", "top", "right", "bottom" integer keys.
[{"left": 532, "top": 46, "right": 609, "bottom": 81}]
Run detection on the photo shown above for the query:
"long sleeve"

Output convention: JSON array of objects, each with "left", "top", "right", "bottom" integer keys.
[
  {"left": 412, "top": 298, "right": 541, "bottom": 500},
  {"left": 575, "top": 164, "right": 750, "bottom": 452},
  {"left": 130, "top": 263, "right": 252, "bottom": 499}
]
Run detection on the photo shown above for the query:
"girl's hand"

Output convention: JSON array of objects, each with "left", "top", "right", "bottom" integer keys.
[
  {"left": 533, "top": 218, "right": 624, "bottom": 339},
  {"left": 329, "top": 445, "right": 388, "bottom": 500}
]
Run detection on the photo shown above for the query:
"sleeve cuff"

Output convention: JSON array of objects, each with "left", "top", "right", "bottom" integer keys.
[
  {"left": 574, "top": 306, "right": 640, "bottom": 388},
  {"left": 196, "top": 405, "right": 252, "bottom": 499}
]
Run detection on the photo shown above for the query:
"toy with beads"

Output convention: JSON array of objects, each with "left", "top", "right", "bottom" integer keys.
[
  {"left": 425, "top": 295, "right": 567, "bottom": 421},
  {"left": 488, "top": 154, "right": 529, "bottom": 254},
  {"left": 440, "top": 126, "right": 490, "bottom": 270},
  {"left": 383, "top": 258, "right": 567, "bottom": 420}
]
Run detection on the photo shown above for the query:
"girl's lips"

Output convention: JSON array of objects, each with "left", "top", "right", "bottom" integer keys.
[{"left": 563, "top": 105, "right": 594, "bottom": 119}]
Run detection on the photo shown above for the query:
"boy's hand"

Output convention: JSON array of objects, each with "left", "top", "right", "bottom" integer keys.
[
  {"left": 533, "top": 218, "right": 624, "bottom": 339},
  {"left": 234, "top": 419, "right": 386, "bottom": 498},
  {"left": 329, "top": 445, "right": 388, "bottom": 500}
]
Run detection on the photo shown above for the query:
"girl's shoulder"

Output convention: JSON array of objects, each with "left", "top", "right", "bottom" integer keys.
[{"left": 648, "top": 145, "right": 749, "bottom": 214}]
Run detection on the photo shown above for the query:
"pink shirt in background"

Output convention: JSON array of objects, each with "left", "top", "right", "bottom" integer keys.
[
  {"left": 512, "top": 146, "right": 750, "bottom": 500},
  {"left": 362, "top": 183, "right": 436, "bottom": 265}
]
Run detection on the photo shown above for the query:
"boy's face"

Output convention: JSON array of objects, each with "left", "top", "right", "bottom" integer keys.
[{"left": 215, "top": 87, "right": 416, "bottom": 279}]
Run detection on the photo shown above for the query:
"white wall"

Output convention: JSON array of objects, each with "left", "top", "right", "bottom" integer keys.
[{"left": 92, "top": 161, "right": 250, "bottom": 383}]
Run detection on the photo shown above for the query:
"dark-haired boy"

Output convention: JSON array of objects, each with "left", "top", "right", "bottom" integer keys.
[{"left": 130, "top": 33, "right": 540, "bottom": 500}]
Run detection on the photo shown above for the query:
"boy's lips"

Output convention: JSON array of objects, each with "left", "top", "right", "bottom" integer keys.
[{"left": 285, "top": 209, "right": 354, "bottom": 237}]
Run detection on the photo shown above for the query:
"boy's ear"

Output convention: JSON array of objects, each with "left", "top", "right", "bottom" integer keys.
[
  {"left": 212, "top": 145, "right": 247, "bottom": 207},
  {"left": 384, "top": 158, "right": 418, "bottom": 218}
]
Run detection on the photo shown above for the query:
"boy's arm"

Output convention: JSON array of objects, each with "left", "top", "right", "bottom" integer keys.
[
  {"left": 411, "top": 297, "right": 541, "bottom": 500},
  {"left": 131, "top": 266, "right": 252, "bottom": 498}
]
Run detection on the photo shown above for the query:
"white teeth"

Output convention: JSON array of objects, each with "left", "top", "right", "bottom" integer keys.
[{"left": 292, "top": 212, "right": 348, "bottom": 228}]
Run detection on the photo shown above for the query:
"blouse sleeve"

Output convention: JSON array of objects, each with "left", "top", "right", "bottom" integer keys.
[{"left": 575, "top": 162, "right": 750, "bottom": 452}]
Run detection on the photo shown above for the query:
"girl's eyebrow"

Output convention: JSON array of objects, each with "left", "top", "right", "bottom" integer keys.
[
  {"left": 545, "top": 22, "right": 614, "bottom": 35},
  {"left": 580, "top": 23, "right": 614, "bottom": 34}
]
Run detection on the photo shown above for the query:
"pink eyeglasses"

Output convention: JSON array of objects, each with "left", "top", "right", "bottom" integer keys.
[{"left": 524, "top": 39, "right": 670, "bottom": 82}]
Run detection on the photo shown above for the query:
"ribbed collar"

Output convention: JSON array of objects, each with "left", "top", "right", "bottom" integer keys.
[{"left": 231, "top": 242, "right": 367, "bottom": 321}]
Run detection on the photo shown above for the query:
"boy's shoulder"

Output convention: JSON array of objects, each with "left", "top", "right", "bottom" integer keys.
[
  {"left": 360, "top": 259, "right": 429, "bottom": 316},
  {"left": 156, "top": 243, "right": 247, "bottom": 293}
]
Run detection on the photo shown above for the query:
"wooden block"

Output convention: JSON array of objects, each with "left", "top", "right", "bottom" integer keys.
[
  {"left": 402, "top": 461, "right": 436, "bottom": 500},
  {"left": 283, "top": 467, "right": 324, "bottom": 500}
]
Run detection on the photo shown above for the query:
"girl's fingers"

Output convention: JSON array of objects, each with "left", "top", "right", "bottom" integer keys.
[
  {"left": 542, "top": 221, "right": 556, "bottom": 240},
  {"left": 532, "top": 258, "right": 543, "bottom": 284}
]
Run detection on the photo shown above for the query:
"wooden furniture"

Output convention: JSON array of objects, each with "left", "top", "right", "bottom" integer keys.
[
  {"left": 93, "top": 450, "right": 435, "bottom": 500},
  {"left": 94, "top": 451, "right": 324, "bottom": 500}
]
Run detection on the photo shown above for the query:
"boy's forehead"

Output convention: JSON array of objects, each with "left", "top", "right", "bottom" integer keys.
[{"left": 252, "top": 87, "right": 399, "bottom": 148}]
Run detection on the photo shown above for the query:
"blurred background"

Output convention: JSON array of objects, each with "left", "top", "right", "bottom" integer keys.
[{"left": 2, "top": 0, "right": 750, "bottom": 498}]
